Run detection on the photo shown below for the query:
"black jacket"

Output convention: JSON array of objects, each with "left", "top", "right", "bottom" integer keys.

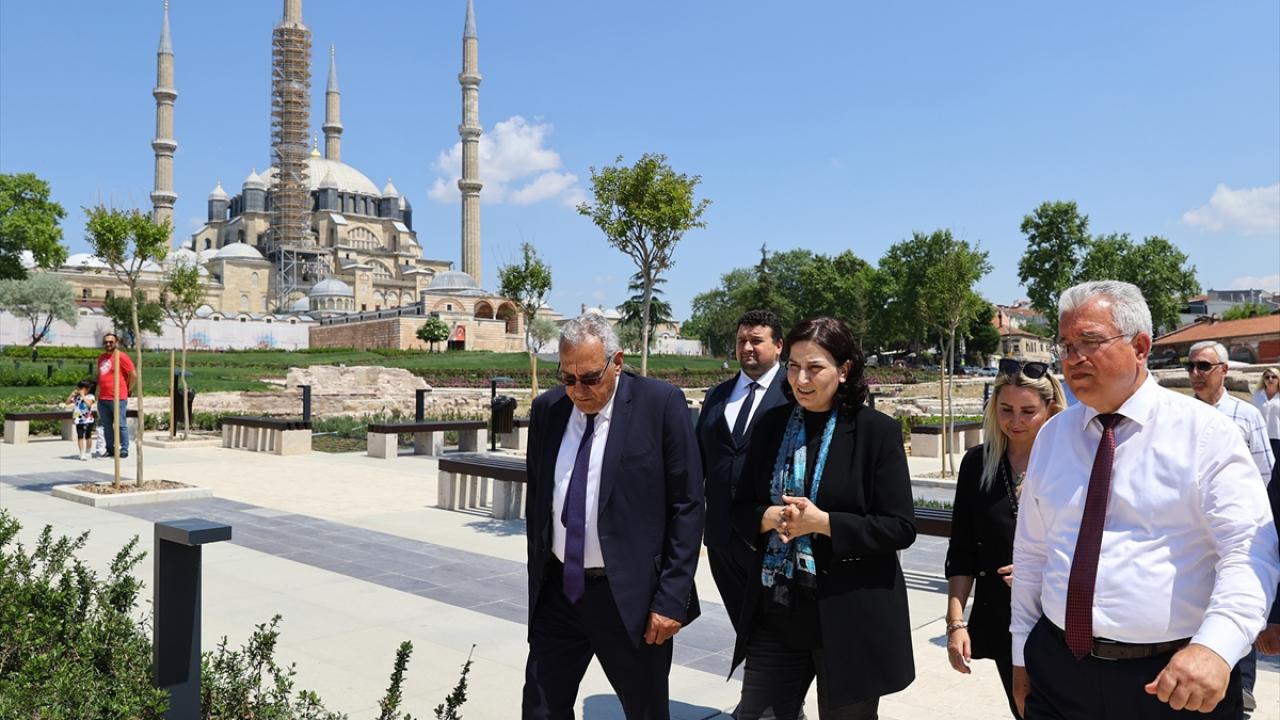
[
  {"left": 945, "top": 445, "right": 1016, "bottom": 659},
  {"left": 731, "top": 402, "right": 917, "bottom": 706},
  {"left": 696, "top": 370, "right": 789, "bottom": 548},
  {"left": 525, "top": 373, "right": 704, "bottom": 645}
]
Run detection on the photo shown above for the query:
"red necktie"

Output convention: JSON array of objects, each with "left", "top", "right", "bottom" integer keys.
[{"left": 1064, "top": 412, "right": 1122, "bottom": 659}]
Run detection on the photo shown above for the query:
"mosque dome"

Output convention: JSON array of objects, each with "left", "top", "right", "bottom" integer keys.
[
  {"left": 214, "top": 243, "right": 266, "bottom": 261},
  {"left": 309, "top": 278, "right": 354, "bottom": 297},
  {"left": 426, "top": 270, "right": 479, "bottom": 291},
  {"left": 243, "top": 169, "right": 267, "bottom": 190},
  {"left": 168, "top": 247, "right": 199, "bottom": 265},
  {"left": 65, "top": 253, "right": 108, "bottom": 269},
  {"left": 381, "top": 179, "right": 400, "bottom": 198},
  {"left": 288, "top": 296, "right": 312, "bottom": 312},
  {"left": 261, "top": 156, "right": 381, "bottom": 196},
  {"left": 208, "top": 182, "right": 229, "bottom": 201}
]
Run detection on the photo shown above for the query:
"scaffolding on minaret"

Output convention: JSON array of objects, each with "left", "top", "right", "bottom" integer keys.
[{"left": 266, "top": 0, "right": 321, "bottom": 311}]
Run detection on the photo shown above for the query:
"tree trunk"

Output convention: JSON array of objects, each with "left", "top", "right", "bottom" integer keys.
[
  {"left": 112, "top": 349, "right": 122, "bottom": 489},
  {"left": 168, "top": 350, "right": 175, "bottom": 440},
  {"left": 640, "top": 276, "right": 654, "bottom": 377},
  {"left": 946, "top": 331, "right": 957, "bottom": 477},
  {"left": 129, "top": 289, "right": 144, "bottom": 485},
  {"left": 529, "top": 348, "right": 539, "bottom": 398},
  {"left": 181, "top": 327, "right": 190, "bottom": 440},
  {"left": 938, "top": 357, "right": 947, "bottom": 477}
]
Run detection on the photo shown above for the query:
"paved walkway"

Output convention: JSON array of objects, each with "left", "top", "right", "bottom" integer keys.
[{"left": 1, "top": 436, "right": 1274, "bottom": 718}]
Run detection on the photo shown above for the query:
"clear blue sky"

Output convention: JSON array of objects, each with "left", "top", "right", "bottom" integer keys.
[{"left": 3, "top": 1, "right": 1277, "bottom": 319}]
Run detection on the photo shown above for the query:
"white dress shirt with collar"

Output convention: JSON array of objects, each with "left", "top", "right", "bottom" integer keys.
[
  {"left": 1213, "top": 390, "right": 1274, "bottom": 481},
  {"left": 723, "top": 362, "right": 781, "bottom": 433},
  {"left": 551, "top": 387, "right": 617, "bottom": 569},
  {"left": 1011, "top": 375, "right": 1280, "bottom": 667}
]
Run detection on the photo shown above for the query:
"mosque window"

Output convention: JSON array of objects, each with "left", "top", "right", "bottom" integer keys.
[
  {"left": 105, "top": 289, "right": 115, "bottom": 300},
  {"left": 251, "top": 272, "right": 259, "bottom": 289},
  {"left": 82, "top": 288, "right": 92, "bottom": 299},
  {"left": 204, "top": 238, "right": 212, "bottom": 250},
  {"left": 370, "top": 261, "right": 392, "bottom": 280},
  {"left": 240, "top": 294, "right": 249, "bottom": 311}
]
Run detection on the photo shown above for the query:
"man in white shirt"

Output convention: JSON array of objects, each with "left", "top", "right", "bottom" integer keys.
[
  {"left": 1010, "top": 280, "right": 1279, "bottom": 719},
  {"left": 1188, "top": 339, "right": 1274, "bottom": 713}
]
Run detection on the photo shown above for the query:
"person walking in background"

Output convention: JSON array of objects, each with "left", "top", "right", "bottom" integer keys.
[
  {"left": 65, "top": 379, "right": 97, "bottom": 461},
  {"left": 731, "top": 317, "right": 916, "bottom": 719},
  {"left": 945, "top": 359, "right": 1066, "bottom": 718},
  {"left": 1011, "top": 281, "right": 1279, "bottom": 719},
  {"left": 522, "top": 313, "right": 703, "bottom": 720},
  {"left": 96, "top": 333, "right": 137, "bottom": 459},
  {"left": 1253, "top": 366, "right": 1280, "bottom": 462}
]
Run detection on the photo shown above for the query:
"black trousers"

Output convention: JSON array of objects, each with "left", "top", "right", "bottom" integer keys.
[
  {"left": 1024, "top": 616, "right": 1242, "bottom": 720},
  {"left": 708, "top": 536, "right": 758, "bottom": 632},
  {"left": 736, "top": 623, "right": 879, "bottom": 720},
  {"left": 522, "top": 561, "right": 673, "bottom": 720},
  {"left": 981, "top": 643, "right": 1020, "bottom": 719}
]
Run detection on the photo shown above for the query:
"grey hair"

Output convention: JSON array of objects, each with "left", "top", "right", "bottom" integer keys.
[
  {"left": 1188, "top": 340, "right": 1229, "bottom": 365},
  {"left": 559, "top": 312, "right": 622, "bottom": 360},
  {"left": 1058, "top": 280, "right": 1153, "bottom": 340}
]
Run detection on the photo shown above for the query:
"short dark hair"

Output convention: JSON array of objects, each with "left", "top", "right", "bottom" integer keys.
[
  {"left": 736, "top": 309, "right": 782, "bottom": 344},
  {"left": 77, "top": 380, "right": 92, "bottom": 390},
  {"left": 780, "top": 316, "right": 869, "bottom": 412},
  {"left": 102, "top": 333, "right": 119, "bottom": 343}
]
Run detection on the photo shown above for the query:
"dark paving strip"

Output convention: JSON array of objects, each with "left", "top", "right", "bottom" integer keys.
[{"left": 1, "top": 471, "right": 741, "bottom": 675}]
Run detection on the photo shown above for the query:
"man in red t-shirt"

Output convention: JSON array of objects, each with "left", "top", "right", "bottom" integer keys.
[{"left": 96, "top": 333, "right": 138, "bottom": 458}]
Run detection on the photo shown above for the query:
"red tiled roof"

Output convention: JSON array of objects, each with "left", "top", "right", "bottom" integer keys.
[{"left": 1153, "top": 314, "right": 1280, "bottom": 345}]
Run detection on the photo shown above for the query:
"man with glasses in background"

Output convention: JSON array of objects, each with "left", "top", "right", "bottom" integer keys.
[
  {"left": 522, "top": 313, "right": 703, "bottom": 720},
  {"left": 96, "top": 333, "right": 138, "bottom": 459},
  {"left": 1187, "top": 340, "right": 1273, "bottom": 712},
  {"left": 1010, "top": 281, "right": 1278, "bottom": 719}
]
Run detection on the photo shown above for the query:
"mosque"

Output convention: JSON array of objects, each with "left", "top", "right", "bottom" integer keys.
[{"left": 44, "top": 0, "right": 532, "bottom": 352}]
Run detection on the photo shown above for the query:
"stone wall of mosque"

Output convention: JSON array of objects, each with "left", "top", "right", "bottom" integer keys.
[
  {"left": 308, "top": 315, "right": 524, "bottom": 352},
  {"left": 0, "top": 311, "right": 311, "bottom": 351}
]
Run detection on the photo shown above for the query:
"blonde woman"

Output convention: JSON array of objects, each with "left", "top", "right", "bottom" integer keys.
[
  {"left": 944, "top": 359, "right": 1066, "bottom": 718},
  {"left": 1253, "top": 367, "right": 1280, "bottom": 460}
]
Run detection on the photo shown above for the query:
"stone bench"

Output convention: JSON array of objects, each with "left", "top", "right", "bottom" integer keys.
[
  {"left": 365, "top": 419, "right": 487, "bottom": 459},
  {"left": 221, "top": 416, "right": 312, "bottom": 455},
  {"left": 3, "top": 409, "right": 139, "bottom": 445},
  {"left": 497, "top": 418, "right": 530, "bottom": 451},
  {"left": 436, "top": 452, "right": 527, "bottom": 520},
  {"left": 910, "top": 421, "right": 983, "bottom": 458}
]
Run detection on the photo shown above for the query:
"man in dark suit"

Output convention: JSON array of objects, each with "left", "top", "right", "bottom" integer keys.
[
  {"left": 696, "top": 310, "right": 787, "bottom": 631},
  {"left": 522, "top": 313, "right": 704, "bottom": 720}
]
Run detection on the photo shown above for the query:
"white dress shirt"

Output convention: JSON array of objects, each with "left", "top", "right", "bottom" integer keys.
[
  {"left": 1011, "top": 375, "right": 1280, "bottom": 666},
  {"left": 723, "top": 362, "right": 781, "bottom": 434},
  {"left": 1214, "top": 391, "right": 1274, "bottom": 481},
  {"left": 551, "top": 388, "right": 617, "bottom": 569},
  {"left": 1254, "top": 389, "right": 1280, "bottom": 441}
]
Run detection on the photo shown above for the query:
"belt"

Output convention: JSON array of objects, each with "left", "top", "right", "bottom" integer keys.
[
  {"left": 550, "top": 557, "right": 608, "bottom": 581},
  {"left": 1045, "top": 621, "right": 1189, "bottom": 661}
]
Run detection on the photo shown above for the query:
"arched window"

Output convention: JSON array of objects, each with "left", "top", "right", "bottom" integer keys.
[
  {"left": 369, "top": 261, "right": 393, "bottom": 280},
  {"left": 204, "top": 238, "right": 212, "bottom": 250},
  {"left": 250, "top": 272, "right": 259, "bottom": 289},
  {"left": 240, "top": 294, "right": 249, "bottom": 312},
  {"left": 474, "top": 301, "right": 495, "bottom": 319},
  {"left": 497, "top": 303, "right": 519, "bottom": 334}
]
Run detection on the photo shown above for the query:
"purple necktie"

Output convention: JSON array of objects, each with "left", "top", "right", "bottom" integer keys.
[
  {"left": 1064, "top": 412, "right": 1121, "bottom": 659},
  {"left": 561, "top": 413, "right": 596, "bottom": 604}
]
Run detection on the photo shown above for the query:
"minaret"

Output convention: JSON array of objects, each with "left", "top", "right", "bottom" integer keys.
[
  {"left": 457, "top": 0, "right": 483, "bottom": 283},
  {"left": 151, "top": 0, "right": 178, "bottom": 238},
  {"left": 323, "top": 45, "right": 342, "bottom": 161}
]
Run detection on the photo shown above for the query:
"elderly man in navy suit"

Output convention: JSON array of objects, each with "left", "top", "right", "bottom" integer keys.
[
  {"left": 522, "top": 312, "right": 704, "bottom": 720},
  {"left": 696, "top": 310, "right": 788, "bottom": 632}
]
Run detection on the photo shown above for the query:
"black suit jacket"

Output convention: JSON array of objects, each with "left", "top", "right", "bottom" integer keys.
[
  {"left": 731, "top": 402, "right": 917, "bottom": 706},
  {"left": 696, "top": 370, "right": 789, "bottom": 548},
  {"left": 525, "top": 373, "right": 704, "bottom": 645}
]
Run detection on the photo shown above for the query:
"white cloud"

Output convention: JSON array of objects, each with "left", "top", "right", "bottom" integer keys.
[
  {"left": 1227, "top": 273, "right": 1280, "bottom": 293},
  {"left": 1182, "top": 183, "right": 1280, "bottom": 235},
  {"left": 427, "top": 116, "right": 584, "bottom": 208}
]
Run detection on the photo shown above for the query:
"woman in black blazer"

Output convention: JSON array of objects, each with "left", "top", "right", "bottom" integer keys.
[
  {"left": 730, "top": 317, "right": 916, "bottom": 720},
  {"left": 944, "top": 360, "right": 1065, "bottom": 719}
]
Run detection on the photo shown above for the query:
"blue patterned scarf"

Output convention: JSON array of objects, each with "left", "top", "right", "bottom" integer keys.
[{"left": 761, "top": 405, "right": 838, "bottom": 605}]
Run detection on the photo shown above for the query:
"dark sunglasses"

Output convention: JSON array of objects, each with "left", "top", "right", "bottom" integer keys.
[
  {"left": 1186, "top": 361, "right": 1225, "bottom": 374},
  {"left": 558, "top": 363, "right": 610, "bottom": 387},
  {"left": 998, "top": 359, "right": 1050, "bottom": 379}
]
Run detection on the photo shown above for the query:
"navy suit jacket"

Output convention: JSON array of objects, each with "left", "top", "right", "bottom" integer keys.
[
  {"left": 525, "top": 372, "right": 704, "bottom": 645},
  {"left": 695, "top": 370, "right": 788, "bottom": 548}
]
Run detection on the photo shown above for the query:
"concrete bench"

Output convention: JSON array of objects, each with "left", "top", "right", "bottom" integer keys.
[
  {"left": 3, "top": 409, "right": 139, "bottom": 445},
  {"left": 365, "top": 419, "right": 487, "bottom": 459},
  {"left": 497, "top": 417, "right": 530, "bottom": 451},
  {"left": 910, "top": 421, "right": 983, "bottom": 458},
  {"left": 436, "top": 452, "right": 527, "bottom": 520},
  {"left": 221, "top": 416, "right": 312, "bottom": 455}
]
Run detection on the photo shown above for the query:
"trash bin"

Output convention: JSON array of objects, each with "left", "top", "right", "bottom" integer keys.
[
  {"left": 171, "top": 370, "right": 196, "bottom": 428},
  {"left": 491, "top": 395, "right": 517, "bottom": 435}
]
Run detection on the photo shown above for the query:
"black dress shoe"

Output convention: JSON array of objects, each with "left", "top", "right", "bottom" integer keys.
[{"left": 119, "top": 450, "right": 129, "bottom": 458}]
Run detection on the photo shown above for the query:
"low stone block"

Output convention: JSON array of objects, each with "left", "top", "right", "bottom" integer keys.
[
  {"left": 274, "top": 429, "right": 311, "bottom": 456},
  {"left": 3, "top": 419, "right": 29, "bottom": 445},
  {"left": 367, "top": 432, "right": 398, "bottom": 459}
]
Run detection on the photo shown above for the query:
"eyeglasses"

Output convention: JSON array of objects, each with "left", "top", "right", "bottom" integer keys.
[
  {"left": 558, "top": 363, "right": 611, "bottom": 387},
  {"left": 1054, "top": 334, "right": 1128, "bottom": 359},
  {"left": 1264, "top": 375, "right": 1278, "bottom": 382},
  {"left": 998, "top": 359, "right": 1050, "bottom": 379},
  {"left": 1187, "top": 361, "right": 1225, "bottom": 375}
]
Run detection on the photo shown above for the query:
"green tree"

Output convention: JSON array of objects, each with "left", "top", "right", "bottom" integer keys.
[
  {"left": 1223, "top": 302, "right": 1271, "bottom": 320},
  {"left": 1017, "top": 201, "right": 1090, "bottom": 335},
  {"left": 0, "top": 173, "right": 68, "bottom": 280},
  {"left": 497, "top": 242, "right": 554, "bottom": 396},
  {"left": 1075, "top": 233, "right": 1199, "bottom": 333},
  {"left": 85, "top": 206, "right": 170, "bottom": 487},
  {"left": 578, "top": 153, "right": 710, "bottom": 375},
  {"left": 794, "top": 250, "right": 876, "bottom": 345},
  {"left": 529, "top": 316, "right": 560, "bottom": 353},
  {"left": 417, "top": 316, "right": 450, "bottom": 353},
  {"left": 161, "top": 260, "right": 206, "bottom": 438},
  {"left": 0, "top": 273, "right": 77, "bottom": 356},
  {"left": 684, "top": 267, "right": 754, "bottom": 357},
  {"left": 103, "top": 293, "right": 164, "bottom": 347},
  {"left": 1021, "top": 321, "right": 1054, "bottom": 338},
  {"left": 965, "top": 306, "right": 1001, "bottom": 362},
  {"left": 617, "top": 272, "right": 674, "bottom": 353}
]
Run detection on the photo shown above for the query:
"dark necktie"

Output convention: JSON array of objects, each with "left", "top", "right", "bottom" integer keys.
[
  {"left": 1064, "top": 412, "right": 1122, "bottom": 659},
  {"left": 561, "top": 413, "right": 596, "bottom": 604},
  {"left": 732, "top": 381, "right": 759, "bottom": 445}
]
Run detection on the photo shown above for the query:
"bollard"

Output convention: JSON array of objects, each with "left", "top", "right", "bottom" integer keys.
[
  {"left": 47, "top": 364, "right": 54, "bottom": 379},
  {"left": 416, "top": 388, "right": 428, "bottom": 422},
  {"left": 153, "top": 518, "right": 232, "bottom": 719},
  {"left": 300, "top": 385, "right": 311, "bottom": 423}
]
